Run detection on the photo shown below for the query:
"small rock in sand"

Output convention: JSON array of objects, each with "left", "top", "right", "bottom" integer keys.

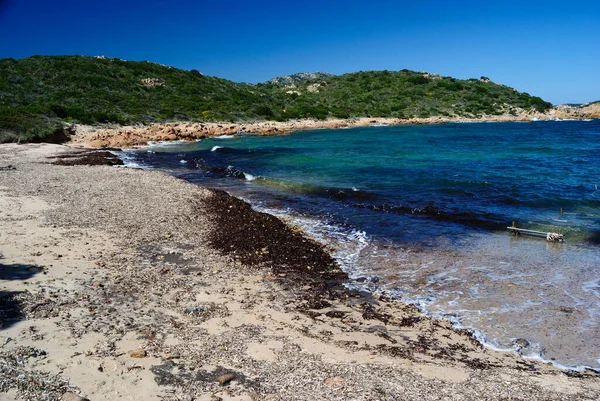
[
  {"left": 61, "top": 392, "right": 90, "bottom": 401},
  {"left": 324, "top": 376, "right": 346, "bottom": 388},
  {"left": 216, "top": 373, "right": 235, "bottom": 385},
  {"left": 128, "top": 348, "right": 147, "bottom": 358}
]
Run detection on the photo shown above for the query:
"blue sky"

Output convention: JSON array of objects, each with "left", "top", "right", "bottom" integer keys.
[{"left": 1, "top": 0, "right": 599, "bottom": 104}]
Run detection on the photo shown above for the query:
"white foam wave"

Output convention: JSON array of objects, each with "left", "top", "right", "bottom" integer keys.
[
  {"left": 179, "top": 159, "right": 188, "bottom": 164},
  {"left": 211, "top": 146, "right": 223, "bottom": 152},
  {"left": 244, "top": 172, "right": 256, "bottom": 181},
  {"left": 144, "top": 140, "right": 188, "bottom": 148},
  {"left": 216, "top": 134, "right": 235, "bottom": 139},
  {"left": 245, "top": 202, "right": 370, "bottom": 275},
  {"left": 115, "top": 150, "right": 151, "bottom": 169}
]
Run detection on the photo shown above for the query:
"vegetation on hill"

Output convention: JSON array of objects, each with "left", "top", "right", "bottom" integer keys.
[
  {"left": 0, "top": 55, "right": 552, "bottom": 142},
  {"left": 267, "top": 72, "right": 334, "bottom": 86},
  {"left": 264, "top": 70, "right": 551, "bottom": 120}
]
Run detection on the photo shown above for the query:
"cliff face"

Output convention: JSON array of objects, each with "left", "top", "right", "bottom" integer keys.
[
  {"left": 582, "top": 102, "right": 600, "bottom": 118},
  {"left": 551, "top": 102, "right": 600, "bottom": 119}
]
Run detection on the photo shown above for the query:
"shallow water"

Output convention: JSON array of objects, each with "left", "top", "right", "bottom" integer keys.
[{"left": 126, "top": 120, "right": 600, "bottom": 369}]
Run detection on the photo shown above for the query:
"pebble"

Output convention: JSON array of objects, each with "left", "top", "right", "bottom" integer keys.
[
  {"left": 216, "top": 373, "right": 235, "bottom": 385},
  {"left": 184, "top": 305, "right": 205, "bottom": 314},
  {"left": 514, "top": 338, "right": 530, "bottom": 348},
  {"left": 324, "top": 376, "right": 346, "bottom": 388},
  {"left": 61, "top": 392, "right": 90, "bottom": 401},
  {"left": 128, "top": 348, "right": 147, "bottom": 358}
]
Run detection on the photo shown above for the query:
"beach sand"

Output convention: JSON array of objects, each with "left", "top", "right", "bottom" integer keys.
[{"left": 1, "top": 143, "right": 599, "bottom": 400}]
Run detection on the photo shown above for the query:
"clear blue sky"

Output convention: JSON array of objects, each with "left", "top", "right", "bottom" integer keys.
[{"left": 1, "top": 0, "right": 599, "bottom": 104}]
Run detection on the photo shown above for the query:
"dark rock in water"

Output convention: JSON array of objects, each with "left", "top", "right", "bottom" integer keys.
[
  {"left": 352, "top": 202, "right": 505, "bottom": 231},
  {"left": 514, "top": 338, "right": 530, "bottom": 348},
  {"left": 558, "top": 306, "right": 575, "bottom": 314},
  {"left": 0, "top": 165, "right": 16, "bottom": 171}
]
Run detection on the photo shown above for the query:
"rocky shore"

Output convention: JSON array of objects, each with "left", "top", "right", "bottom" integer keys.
[
  {"left": 70, "top": 105, "right": 599, "bottom": 148},
  {"left": 1, "top": 143, "right": 600, "bottom": 400}
]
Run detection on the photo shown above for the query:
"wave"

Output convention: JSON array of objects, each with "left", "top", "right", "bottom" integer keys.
[
  {"left": 114, "top": 150, "right": 150, "bottom": 169},
  {"left": 144, "top": 139, "right": 189, "bottom": 148},
  {"left": 208, "top": 146, "right": 248, "bottom": 155},
  {"left": 247, "top": 201, "right": 371, "bottom": 275},
  {"left": 437, "top": 309, "right": 600, "bottom": 373}
]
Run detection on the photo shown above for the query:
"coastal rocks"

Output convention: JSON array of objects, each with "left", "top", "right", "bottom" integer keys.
[{"left": 69, "top": 107, "right": 598, "bottom": 149}]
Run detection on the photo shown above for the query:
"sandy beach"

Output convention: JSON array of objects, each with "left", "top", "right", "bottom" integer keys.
[{"left": 1, "top": 143, "right": 600, "bottom": 400}]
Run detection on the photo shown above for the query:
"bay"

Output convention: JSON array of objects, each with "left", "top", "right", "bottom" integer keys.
[{"left": 125, "top": 120, "right": 600, "bottom": 369}]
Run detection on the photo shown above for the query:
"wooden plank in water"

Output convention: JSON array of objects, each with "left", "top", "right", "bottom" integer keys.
[
  {"left": 507, "top": 227, "right": 549, "bottom": 236},
  {"left": 507, "top": 226, "right": 564, "bottom": 242}
]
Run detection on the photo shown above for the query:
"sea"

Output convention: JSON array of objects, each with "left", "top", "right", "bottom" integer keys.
[{"left": 120, "top": 120, "right": 600, "bottom": 370}]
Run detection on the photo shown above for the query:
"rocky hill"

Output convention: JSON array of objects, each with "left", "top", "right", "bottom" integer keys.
[
  {"left": 266, "top": 72, "right": 334, "bottom": 86},
  {"left": 1, "top": 55, "right": 556, "bottom": 142}
]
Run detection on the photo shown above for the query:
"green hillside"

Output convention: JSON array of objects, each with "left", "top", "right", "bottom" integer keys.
[
  {"left": 0, "top": 55, "right": 552, "bottom": 142},
  {"left": 264, "top": 70, "right": 551, "bottom": 120}
]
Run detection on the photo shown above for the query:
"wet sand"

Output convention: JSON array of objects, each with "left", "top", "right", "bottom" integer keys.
[{"left": 1, "top": 143, "right": 600, "bottom": 400}]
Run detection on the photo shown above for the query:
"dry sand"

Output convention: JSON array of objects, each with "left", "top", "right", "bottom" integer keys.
[{"left": 1, "top": 143, "right": 600, "bottom": 400}]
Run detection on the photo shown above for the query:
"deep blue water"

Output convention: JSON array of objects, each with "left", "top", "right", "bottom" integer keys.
[
  {"left": 130, "top": 120, "right": 600, "bottom": 246},
  {"left": 124, "top": 120, "right": 600, "bottom": 369}
]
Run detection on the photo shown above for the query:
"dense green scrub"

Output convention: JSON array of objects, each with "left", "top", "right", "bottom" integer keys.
[{"left": 0, "top": 55, "right": 552, "bottom": 142}]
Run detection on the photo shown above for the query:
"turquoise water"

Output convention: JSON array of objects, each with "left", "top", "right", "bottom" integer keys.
[{"left": 127, "top": 120, "right": 600, "bottom": 369}]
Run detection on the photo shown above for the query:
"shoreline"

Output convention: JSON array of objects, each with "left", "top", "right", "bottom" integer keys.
[
  {"left": 1, "top": 144, "right": 600, "bottom": 400},
  {"left": 70, "top": 110, "right": 598, "bottom": 148}
]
